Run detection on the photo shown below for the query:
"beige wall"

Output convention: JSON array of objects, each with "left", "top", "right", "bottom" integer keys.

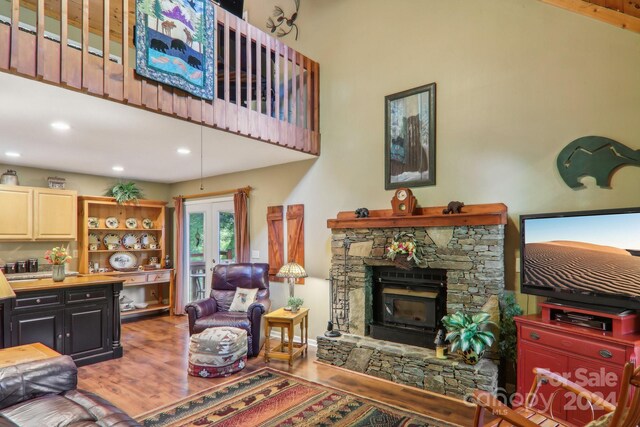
[
  {"left": 0, "top": 164, "right": 170, "bottom": 271},
  {"left": 171, "top": 0, "right": 640, "bottom": 338}
]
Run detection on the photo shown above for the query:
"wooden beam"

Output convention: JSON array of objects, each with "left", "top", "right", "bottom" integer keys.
[
  {"left": 539, "top": 0, "right": 640, "bottom": 33},
  {"left": 36, "top": 0, "right": 44, "bottom": 78},
  {"left": 60, "top": 0, "right": 68, "bottom": 84},
  {"left": 103, "top": 0, "right": 110, "bottom": 97}
]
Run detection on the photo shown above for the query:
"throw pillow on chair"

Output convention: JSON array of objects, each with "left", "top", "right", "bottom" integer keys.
[{"left": 229, "top": 287, "right": 258, "bottom": 312}]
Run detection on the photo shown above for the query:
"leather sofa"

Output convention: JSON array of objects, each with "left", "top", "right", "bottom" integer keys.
[
  {"left": 185, "top": 263, "right": 271, "bottom": 357},
  {"left": 0, "top": 355, "right": 139, "bottom": 426}
]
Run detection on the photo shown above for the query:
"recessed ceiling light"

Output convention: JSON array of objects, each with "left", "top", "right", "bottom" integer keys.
[
  {"left": 112, "top": 166, "right": 124, "bottom": 172},
  {"left": 51, "top": 121, "right": 71, "bottom": 131},
  {"left": 177, "top": 148, "right": 191, "bottom": 155},
  {"left": 5, "top": 152, "right": 20, "bottom": 158}
]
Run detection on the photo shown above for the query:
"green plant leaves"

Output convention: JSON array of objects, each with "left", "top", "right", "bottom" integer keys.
[
  {"left": 106, "top": 182, "right": 143, "bottom": 205},
  {"left": 441, "top": 310, "right": 497, "bottom": 358}
]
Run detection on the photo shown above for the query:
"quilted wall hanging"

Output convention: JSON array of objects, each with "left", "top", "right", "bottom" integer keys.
[{"left": 136, "top": 0, "right": 215, "bottom": 100}]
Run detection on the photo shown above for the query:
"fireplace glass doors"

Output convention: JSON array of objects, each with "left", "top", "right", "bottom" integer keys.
[{"left": 371, "top": 267, "right": 446, "bottom": 348}]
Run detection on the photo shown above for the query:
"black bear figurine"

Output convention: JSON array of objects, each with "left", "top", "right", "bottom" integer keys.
[
  {"left": 355, "top": 208, "right": 370, "bottom": 218},
  {"left": 443, "top": 201, "right": 464, "bottom": 215}
]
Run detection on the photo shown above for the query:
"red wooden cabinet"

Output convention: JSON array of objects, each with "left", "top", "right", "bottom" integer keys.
[{"left": 516, "top": 314, "right": 640, "bottom": 425}]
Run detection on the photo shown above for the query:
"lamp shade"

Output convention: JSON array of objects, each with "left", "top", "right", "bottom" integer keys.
[{"left": 276, "top": 262, "right": 308, "bottom": 279}]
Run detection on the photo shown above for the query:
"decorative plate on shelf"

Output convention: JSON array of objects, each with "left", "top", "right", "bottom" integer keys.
[
  {"left": 109, "top": 251, "right": 138, "bottom": 271},
  {"left": 88, "top": 217, "right": 99, "bottom": 228},
  {"left": 105, "top": 217, "right": 119, "bottom": 229},
  {"left": 142, "top": 218, "right": 153, "bottom": 229},
  {"left": 103, "top": 233, "right": 122, "bottom": 248},
  {"left": 125, "top": 218, "right": 138, "bottom": 229},
  {"left": 122, "top": 233, "right": 140, "bottom": 249},
  {"left": 88, "top": 233, "right": 101, "bottom": 248},
  {"left": 140, "top": 233, "right": 158, "bottom": 249}
]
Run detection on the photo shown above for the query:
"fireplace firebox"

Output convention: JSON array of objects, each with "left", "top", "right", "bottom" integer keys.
[{"left": 370, "top": 267, "right": 446, "bottom": 349}]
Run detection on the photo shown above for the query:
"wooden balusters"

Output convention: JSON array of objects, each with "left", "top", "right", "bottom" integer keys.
[{"left": 0, "top": 0, "right": 320, "bottom": 155}]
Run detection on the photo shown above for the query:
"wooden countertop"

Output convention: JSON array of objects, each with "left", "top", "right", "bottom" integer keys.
[
  {"left": 9, "top": 275, "right": 124, "bottom": 293},
  {"left": 0, "top": 272, "right": 16, "bottom": 301}
]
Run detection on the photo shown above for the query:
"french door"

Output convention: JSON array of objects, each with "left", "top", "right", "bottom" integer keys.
[{"left": 183, "top": 197, "right": 235, "bottom": 303}]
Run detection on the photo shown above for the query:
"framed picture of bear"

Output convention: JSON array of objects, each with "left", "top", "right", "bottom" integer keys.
[{"left": 384, "top": 83, "right": 436, "bottom": 190}]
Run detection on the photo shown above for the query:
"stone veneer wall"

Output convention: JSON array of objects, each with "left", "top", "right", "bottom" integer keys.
[
  {"left": 317, "top": 334, "right": 499, "bottom": 400},
  {"left": 329, "top": 225, "right": 505, "bottom": 334}
]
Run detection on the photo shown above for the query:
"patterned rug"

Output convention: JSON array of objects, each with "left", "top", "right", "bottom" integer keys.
[{"left": 139, "top": 368, "right": 451, "bottom": 426}]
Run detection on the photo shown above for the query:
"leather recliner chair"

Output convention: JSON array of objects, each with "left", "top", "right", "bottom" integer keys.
[
  {"left": 0, "top": 355, "right": 139, "bottom": 426},
  {"left": 185, "top": 263, "right": 271, "bottom": 357}
]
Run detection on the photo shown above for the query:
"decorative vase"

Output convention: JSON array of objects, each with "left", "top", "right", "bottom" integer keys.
[
  {"left": 52, "top": 265, "right": 66, "bottom": 282},
  {"left": 460, "top": 348, "right": 485, "bottom": 365},
  {"left": 291, "top": 306, "right": 300, "bottom": 313}
]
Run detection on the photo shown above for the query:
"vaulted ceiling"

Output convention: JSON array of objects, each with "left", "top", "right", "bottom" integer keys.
[{"left": 541, "top": 0, "right": 640, "bottom": 33}]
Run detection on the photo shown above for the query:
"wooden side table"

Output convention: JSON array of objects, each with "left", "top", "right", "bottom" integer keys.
[
  {"left": 0, "top": 343, "right": 60, "bottom": 368},
  {"left": 264, "top": 307, "right": 309, "bottom": 366}
]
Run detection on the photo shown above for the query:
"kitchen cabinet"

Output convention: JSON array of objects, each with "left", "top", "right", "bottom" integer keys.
[
  {"left": 0, "top": 186, "right": 33, "bottom": 239},
  {"left": 0, "top": 184, "right": 77, "bottom": 241},
  {"left": 6, "top": 276, "right": 123, "bottom": 366},
  {"left": 34, "top": 188, "right": 77, "bottom": 239}
]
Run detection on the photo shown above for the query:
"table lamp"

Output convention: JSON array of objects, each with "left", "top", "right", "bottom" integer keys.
[{"left": 276, "top": 262, "right": 307, "bottom": 309}]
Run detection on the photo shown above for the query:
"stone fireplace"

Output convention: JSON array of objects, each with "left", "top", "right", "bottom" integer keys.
[{"left": 317, "top": 204, "right": 507, "bottom": 399}]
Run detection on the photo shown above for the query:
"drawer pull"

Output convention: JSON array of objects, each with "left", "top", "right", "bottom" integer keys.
[
  {"left": 66, "top": 333, "right": 70, "bottom": 338},
  {"left": 530, "top": 332, "right": 540, "bottom": 340},
  {"left": 35, "top": 298, "right": 41, "bottom": 304},
  {"left": 86, "top": 293, "right": 91, "bottom": 298},
  {"left": 57, "top": 334, "right": 62, "bottom": 340},
  {"left": 599, "top": 349, "right": 613, "bottom": 359}
]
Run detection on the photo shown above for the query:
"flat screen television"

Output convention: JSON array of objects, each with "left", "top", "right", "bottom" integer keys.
[{"left": 520, "top": 207, "right": 640, "bottom": 311}]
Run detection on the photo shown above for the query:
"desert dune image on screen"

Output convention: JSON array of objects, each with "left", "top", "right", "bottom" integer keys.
[{"left": 523, "top": 213, "right": 640, "bottom": 301}]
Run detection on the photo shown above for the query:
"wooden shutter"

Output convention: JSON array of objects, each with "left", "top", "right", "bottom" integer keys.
[
  {"left": 267, "top": 206, "right": 284, "bottom": 279},
  {"left": 287, "top": 204, "right": 305, "bottom": 284}
]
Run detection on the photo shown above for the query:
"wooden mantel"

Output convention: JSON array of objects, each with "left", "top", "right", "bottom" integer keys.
[{"left": 327, "top": 203, "right": 507, "bottom": 230}]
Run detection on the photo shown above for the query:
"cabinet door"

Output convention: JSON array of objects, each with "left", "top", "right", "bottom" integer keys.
[
  {"left": 519, "top": 341, "right": 569, "bottom": 420},
  {"left": 34, "top": 188, "right": 77, "bottom": 240},
  {"left": 0, "top": 185, "right": 33, "bottom": 240},
  {"left": 565, "top": 357, "right": 624, "bottom": 425},
  {"left": 64, "top": 304, "right": 109, "bottom": 359},
  {"left": 11, "top": 309, "right": 64, "bottom": 352}
]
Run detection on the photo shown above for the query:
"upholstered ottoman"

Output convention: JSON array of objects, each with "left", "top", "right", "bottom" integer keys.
[{"left": 188, "top": 326, "right": 247, "bottom": 378}]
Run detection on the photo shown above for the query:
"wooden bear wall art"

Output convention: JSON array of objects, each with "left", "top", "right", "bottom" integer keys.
[{"left": 557, "top": 136, "right": 640, "bottom": 189}]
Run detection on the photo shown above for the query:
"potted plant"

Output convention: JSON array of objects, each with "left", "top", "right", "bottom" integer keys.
[
  {"left": 45, "top": 247, "right": 72, "bottom": 282},
  {"left": 499, "top": 292, "right": 523, "bottom": 397},
  {"left": 106, "top": 182, "right": 143, "bottom": 204},
  {"left": 442, "top": 311, "right": 496, "bottom": 365},
  {"left": 287, "top": 297, "right": 304, "bottom": 312}
]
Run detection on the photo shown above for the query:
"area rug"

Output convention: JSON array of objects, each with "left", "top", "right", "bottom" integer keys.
[{"left": 139, "top": 368, "right": 451, "bottom": 426}]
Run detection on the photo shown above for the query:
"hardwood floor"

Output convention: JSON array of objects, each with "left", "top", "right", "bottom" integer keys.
[{"left": 78, "top": 315, "right": 477, "bottom": 425}]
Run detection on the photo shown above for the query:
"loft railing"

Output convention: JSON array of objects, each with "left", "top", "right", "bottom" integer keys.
[{"left": 0, "top": 0, "right": 320, "bottom": 155}]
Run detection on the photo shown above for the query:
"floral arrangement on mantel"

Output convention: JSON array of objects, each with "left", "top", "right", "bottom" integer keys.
[{"left": 385, "top": 231, "right": 425, "bottom": 269}]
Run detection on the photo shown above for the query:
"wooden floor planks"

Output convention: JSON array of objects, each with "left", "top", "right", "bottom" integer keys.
[{"left": 78, "top": 315, "right": 476, "bottom": 425}]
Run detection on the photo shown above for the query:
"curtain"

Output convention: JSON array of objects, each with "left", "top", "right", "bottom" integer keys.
[
  {"left": 173, "top": 196, "right": 185, "bottom": 315},
  {"left": 234, "top": 191, "right": 250, "bottom": 263}
]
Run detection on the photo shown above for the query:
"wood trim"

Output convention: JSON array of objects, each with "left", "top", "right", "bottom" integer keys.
[
  {"left": 267, "top": 206, "right": 284, "bottom": 278},
  {"left": 121, "top": 0, "right": 128, "bottom": 101},
  {"left": 60, "top": 0, "right": 68, "bottom": 84},
  {"left": 327, "top": 203, "right": 508, "bottom": 229},
  {"left": 0, "top": 272, "right": 16, "bottom": 301},
  {"left": 36, "top": 0, "right": 44, "bottom": 78},
  {"left": 287, "top": 204, "right": 305, "bottom": 284},
  {"left": 539, "top": 0, "right": 640, "bottom": 33},
  {"left": 81, "top": 0, "right": 89, "bottom": 89},
  {"left": 103, "top": 0, "right": 110, "bottom": 97},
  {"left": 10, "top": 0, "right": 19, "bottom": 70},
  {"left": 175, "top": 186, "right": 252, "bottom": 201},
  {"left": 77, "top": 195, "right": 168, "bottom": 207}
]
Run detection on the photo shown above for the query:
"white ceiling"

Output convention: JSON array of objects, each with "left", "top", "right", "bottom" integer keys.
[{"left": 0, "top": 72, "right": 315, "bottom": 183}]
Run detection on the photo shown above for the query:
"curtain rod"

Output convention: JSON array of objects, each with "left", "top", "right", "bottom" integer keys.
[{"left": 175, "top": 186, "right": 252, "bottom": 201}]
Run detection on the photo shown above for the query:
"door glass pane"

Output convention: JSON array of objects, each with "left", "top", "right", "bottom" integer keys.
[
  {"left": 188, "top": 212, "right": 206, "bottom": 302},
  {"left": 218, "top": 212, "right": 235, "bottom": 263}
]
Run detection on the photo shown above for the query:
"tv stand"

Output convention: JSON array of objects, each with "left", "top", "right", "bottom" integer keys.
[
  {"left": 540, "top": 302, "right": 639, "bottom": 336},
  {"left": 516, "top": 309, "right": 640, "bottom": 425},
  {"left": 545, "top": 299, "right": 635, "bottom": 316}
]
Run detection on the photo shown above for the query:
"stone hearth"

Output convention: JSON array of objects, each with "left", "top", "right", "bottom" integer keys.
[
  {"left": 316, "top": 334, "right": 498, "bottom": 399},
  {"left": 321, "top": 204, "right": 507, "bottom": 397}
]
